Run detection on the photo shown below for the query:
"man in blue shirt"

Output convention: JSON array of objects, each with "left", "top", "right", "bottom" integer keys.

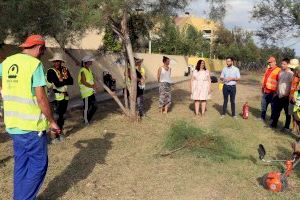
[{"left": 220, "top": 57, "right": 241, "bottom": 118}]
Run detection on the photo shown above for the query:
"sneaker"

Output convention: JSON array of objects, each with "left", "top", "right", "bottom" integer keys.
[
  {"left": 233, "top": 116, "right": 238, "bottom": 119},
  {"left": 220, "top": 115, "right": 225, "bottom": 119}
]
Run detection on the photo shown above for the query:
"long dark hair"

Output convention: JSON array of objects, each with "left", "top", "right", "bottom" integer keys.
[
  {"left": 196, "top": 60, "right": 206, "bottom": 71},
  {"left": 163, "top": 56, "right": 170, "bottom": 63}
]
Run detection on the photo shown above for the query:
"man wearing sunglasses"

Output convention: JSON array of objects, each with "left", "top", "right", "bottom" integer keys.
[
  {"left": 261, "top": 56, "right": 281, "bottom": 122},
  {"left": 0, "top": 35, "right": 60, "bottom": 200}
]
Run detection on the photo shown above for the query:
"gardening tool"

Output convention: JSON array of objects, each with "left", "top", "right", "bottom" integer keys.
[{"left": 257, "top": 144, "right": 300, "bottom": 192}]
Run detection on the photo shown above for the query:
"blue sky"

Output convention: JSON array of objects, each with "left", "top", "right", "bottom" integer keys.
[{"left": 186, "top": 0, "right": 300, "bottom": 56}]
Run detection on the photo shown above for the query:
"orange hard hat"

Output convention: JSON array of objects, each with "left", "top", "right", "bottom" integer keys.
[{"left": 19, "top": 35, "right": 45, "bottom": 48}]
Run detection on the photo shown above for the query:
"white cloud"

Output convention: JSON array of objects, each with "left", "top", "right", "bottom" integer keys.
[{"left": 187, "top": 0, "right": 300, "bottom": 56}]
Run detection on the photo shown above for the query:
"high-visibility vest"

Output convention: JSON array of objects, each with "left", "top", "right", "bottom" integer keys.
[
  {"left": 264, "top": 67, "right": 281, "bottom": 91},
  {"left": 2, "top": 53, "right": 48, "bottom": 131},
  {"left": 294, "top": 90, "right": 300, "bottom": 112},
  {"left": 78, "top": 67, "right": 94, "bottom": 99},
  {"left": 46, "top": 68, "right": 69, "bottom": 101}
]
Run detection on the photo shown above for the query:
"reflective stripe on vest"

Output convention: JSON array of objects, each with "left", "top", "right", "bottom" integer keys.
[
  {"left": 5, "top": 111, "right": 46, "bottom": 121},
  {"left": 78, "top": 67, "right": 94, "bottom": 99},
  {"left": 266, "top": 67, "right": 281, "bottom": 91},
  {"left": 46, "top": 68, "right": 69, "bottom": 101},
  {"left": 2, "top": 53, "right": 48, "bottom": 131},
  {"left": 2, "top": 95, "right": 38, "bottom": 105}
]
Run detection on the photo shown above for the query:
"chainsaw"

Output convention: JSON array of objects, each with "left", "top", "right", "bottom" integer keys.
[{"left": 257, "top": 144, "right": 300, "bottom": 192}]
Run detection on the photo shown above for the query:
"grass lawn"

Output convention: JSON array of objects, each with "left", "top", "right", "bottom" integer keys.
[{"left": 1, "top": 72, "right": 300, "bottom": 200}]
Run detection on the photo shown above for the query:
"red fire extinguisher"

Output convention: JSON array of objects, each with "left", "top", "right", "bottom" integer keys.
[{"left": 242, "top": 102, "right": 249, "bottom": 119}]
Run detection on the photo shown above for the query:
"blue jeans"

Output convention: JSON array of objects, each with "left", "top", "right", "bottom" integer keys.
[
  {"left": 261, "top": 92, "right": 275, "bottom": 120},
  {"left": 11, "top": 131, "right": 48, "bottom": 200},
  {"left": 223, "top": 85, "right": 236, "bottom": 116}
]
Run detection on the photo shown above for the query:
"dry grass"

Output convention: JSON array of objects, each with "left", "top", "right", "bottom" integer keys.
[{"left": 1, "top": 72, "right": 300, "bottom": 199}]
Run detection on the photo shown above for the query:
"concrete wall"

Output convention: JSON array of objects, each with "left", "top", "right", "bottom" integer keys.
[
  {"left": 0, "top": 45, "right": 226, "bottom": 99},
  {"left": 0, "top": 46, "right": 188, "bottom": 98},
  {"left": 188, "top": 56, "right": 226, "bottom": 72}
]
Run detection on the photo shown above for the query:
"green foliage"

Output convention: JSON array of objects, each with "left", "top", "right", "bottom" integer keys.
[
  {"left": 102, "top": 26, "right": 122, "bottom": 53},
  {"left": 259, "top": 46, "right": 296, "bottom": 64},
  {"left": 152, "top": 18, "right": 210, "bottom": 56},
  {"left": 207, "top": 0, "right": 227, "bottom": 23},
  {"left": 164, "top": 120, "right": 241, "bottom": 162},
  {"left": 212, "top": 26, "right": 295, "bottom": 70},
  {"left": 0, "top": 0, "right": 92, "bottom": 45},
  {"left": 0, "top": 0, "right": 191, "bottom": 45},
  {"left": 252, "top": 0, "right": 300, "bottom": 42},
  {"left": 128, "top": 13, "right": 155, "bottom": 52}
]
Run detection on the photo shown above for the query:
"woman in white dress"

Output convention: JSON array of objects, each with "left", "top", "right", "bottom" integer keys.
[{"left": 190, "top": 60, "right": 211, "bottom": 116}]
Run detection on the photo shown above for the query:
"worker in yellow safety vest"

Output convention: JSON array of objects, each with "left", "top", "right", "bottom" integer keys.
[
  {"left": 78, "top": 55, "right": 98, "bottom": 124},
  {"left": 0, "top": 35, "right": 60, "bottom": 199},
  {"left": 47, "top": 52, "right": 73, "bottom": 139}
]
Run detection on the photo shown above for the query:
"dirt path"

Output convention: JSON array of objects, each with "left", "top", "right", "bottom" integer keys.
[{"left": 1, "top": 73, "right": 300, "bottom": 200}]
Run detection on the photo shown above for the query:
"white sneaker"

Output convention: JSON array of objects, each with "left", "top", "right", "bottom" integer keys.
[
  {"left": 220, "top": 115, "right": 225, "bottom": 119},
  {"left": 233, "top": 116, "right": 238, "bottom": 119}
]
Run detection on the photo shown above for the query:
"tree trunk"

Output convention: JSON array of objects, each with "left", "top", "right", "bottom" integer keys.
[
  {"left": 124, "top": 60, "right": 129, "bottom": 109},
  {"left": 62, "top": 48, "right": 130, "bottom": 117},
  {"left": 121, "top": 11, "right": 137, "bottom": 121}
]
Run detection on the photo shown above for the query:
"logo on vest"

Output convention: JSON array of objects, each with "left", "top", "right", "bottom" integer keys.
[{"left": 8, "top": 64, "right": 19, "bottom": 79}]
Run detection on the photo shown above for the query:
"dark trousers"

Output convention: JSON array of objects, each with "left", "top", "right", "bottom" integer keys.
[
  {"left": 271, "top": 96, "right": 291, "bottom": 128},
  {"left": 223, "top": 85, "right": 236, "bottom": 116},
  {"left": 11, "top": 132, "right": 48, "bottom": 200},
  {"left": 54, "top": 99, "right": 69, "bottom": 130},
  {"left": 137, "top": 94, "right": 144, "bottom": 117},
  {"left": 83, "top": 94, "right": 97, "bottom": 124},
  {"left": 261, "top": 92, "right": 276, "bottom": 120}
]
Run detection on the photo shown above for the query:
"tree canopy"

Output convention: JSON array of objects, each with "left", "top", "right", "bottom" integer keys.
[
  {"left": 252, "top": 0, "right": 300, "bottom": 43},
  {"left": 212, "top": 26, "right": 295, "bottom": 70},
  {"left": 151, "top": 17, "right": 210, "bottom": 56},
  {"left": 0, "top": 0, "right": 191, "bottom": 120}
]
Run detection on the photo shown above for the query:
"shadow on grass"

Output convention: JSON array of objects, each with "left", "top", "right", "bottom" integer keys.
[
  {"left": 212, "top": 103, "right": 231, "bottom": 116},
  {"left": 166, "top": 88, "right": 191, "bottom": 113},
  {"left": 239, "top": 78, "right": 261, "bottom": 87},
  {"left": 189, "top": 102, "right": 194, "bottom": 113},
  {"left": 0, "top": 155, "right": 13, "bottom": 168},
  {"left": 64, "top": 97, "right": 122, "bottom": 137},
  {"left": 248, "top": 105, "right": 290, "bottom": 134},
  {"left": 143, "top": 93, "right": 154, "bottom": 115},
  {"left": 249, "top": 105, "right": 262, "bottom": 120},
  {"left": 39, "top": 132, "right": 115, "bottom": 199},
  {"left": 0, "top": 132, "right": 10, "bottom": 144}
]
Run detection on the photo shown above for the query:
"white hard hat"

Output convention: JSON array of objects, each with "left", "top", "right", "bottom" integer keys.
[
  {"left": 82, "top": 55, "right": 95, "bottom": 63},
  {"left": 49, "top": 52, "right": 65, "bottom": 62}
]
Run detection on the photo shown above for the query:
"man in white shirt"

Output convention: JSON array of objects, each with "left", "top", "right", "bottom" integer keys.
[{"left": 220, "top": 57, "right": 241, "bottom": 118}]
